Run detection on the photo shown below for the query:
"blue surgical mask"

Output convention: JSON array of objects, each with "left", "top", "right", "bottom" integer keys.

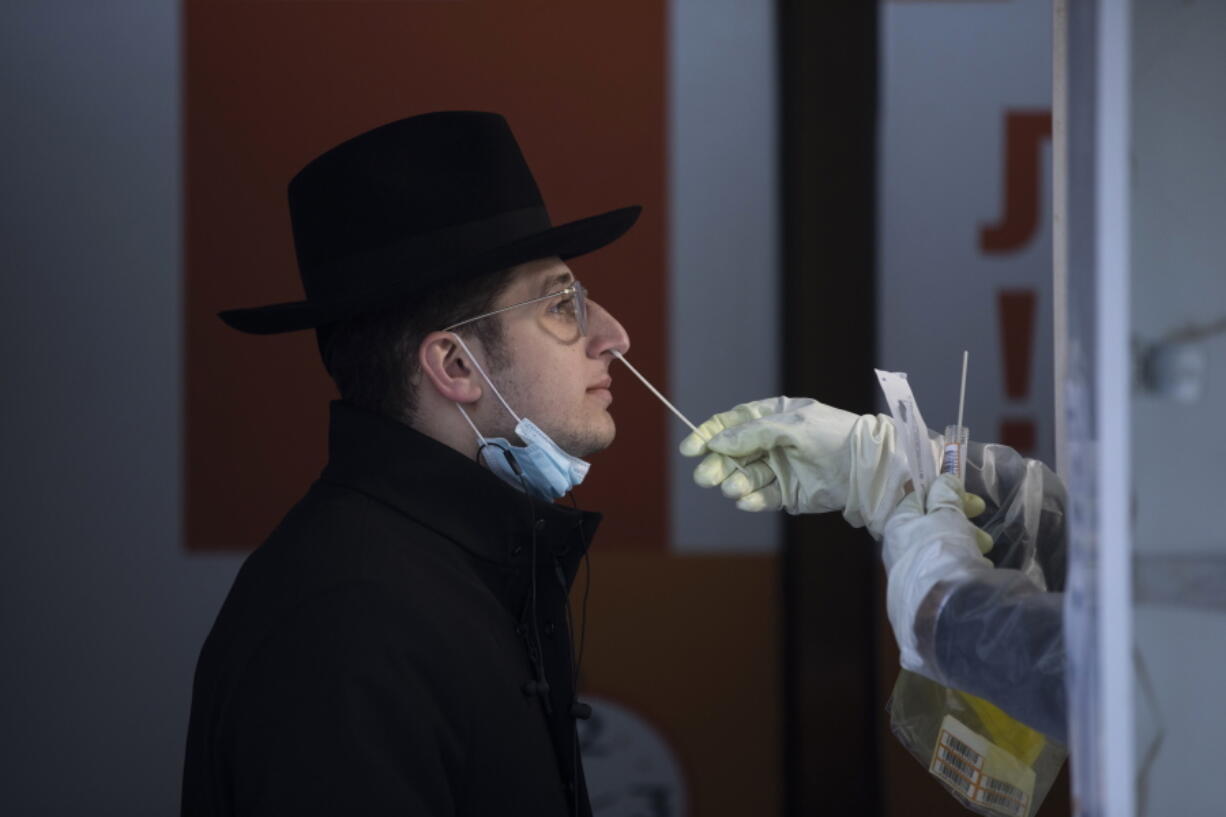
[{"left": 451, "top": 334, "right": 591, "bottom": 502}]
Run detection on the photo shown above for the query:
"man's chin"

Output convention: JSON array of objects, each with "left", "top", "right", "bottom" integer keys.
[
  {"left": 581, "top": 433, "right": 615, "bottom": 459},
  {"left": 563, "top": 417, "right": 616, "bottom": 459}
]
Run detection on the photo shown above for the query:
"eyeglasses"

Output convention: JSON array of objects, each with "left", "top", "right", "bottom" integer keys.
[{"left": 445, "top": 280, "right": 590, "bottom": 337}]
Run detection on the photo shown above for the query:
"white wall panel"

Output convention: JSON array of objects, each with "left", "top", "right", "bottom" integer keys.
[{"left": 669, "top": 0, "right": 781, "bottom": 553}]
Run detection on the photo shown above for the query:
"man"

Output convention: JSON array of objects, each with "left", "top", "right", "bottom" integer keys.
[
  {"left": 679, "top": 396, "right": 1068, "bottom": 740},
  {"left": 182, "top": 111, "right": 637, "bottom": 817}
]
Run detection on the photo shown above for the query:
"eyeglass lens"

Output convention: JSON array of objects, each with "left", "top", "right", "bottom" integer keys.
[{"left": 573, "top": 281, "right": 589, "bottom": 337}]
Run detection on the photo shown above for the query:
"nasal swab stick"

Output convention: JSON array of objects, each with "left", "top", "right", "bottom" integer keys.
[
  {"left": 610, "top": 350, "right": 751, "bottom": 479},
  {"left": 610, "top": 350, "right": 699, "bottom": 434},
  {"left": 957, "top": 350, "right": 968, "bottom": 432}
]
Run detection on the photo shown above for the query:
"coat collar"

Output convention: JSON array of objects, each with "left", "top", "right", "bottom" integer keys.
[{"left": 320, "top": 400, "right": 601, "bottom": 573}]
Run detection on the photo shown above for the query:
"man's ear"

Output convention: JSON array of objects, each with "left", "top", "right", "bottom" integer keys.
[{"left": 419, "top": 331, "right": 484, "bottom": 404}]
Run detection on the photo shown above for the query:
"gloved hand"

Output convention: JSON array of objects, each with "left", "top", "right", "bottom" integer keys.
[
  {"left": 882, "top": 474, "right": 994, "bottom": 678},
  {"left": 678, "top": 396, "right": 988, "bottom": 540}
]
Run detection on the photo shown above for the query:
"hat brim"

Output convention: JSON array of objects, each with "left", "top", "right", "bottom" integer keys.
[{"left": 218, "top": 204, "right": 642, "bottom": 334}]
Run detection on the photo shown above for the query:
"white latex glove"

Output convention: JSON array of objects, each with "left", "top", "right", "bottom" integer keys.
[
  {"left": 678, "top": 396, "right": 950, "bottom": 539},
  {"left": 882, "top": 474, "right": 994, "bottom": 676}
]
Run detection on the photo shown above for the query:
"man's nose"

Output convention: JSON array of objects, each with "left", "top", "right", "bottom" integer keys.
[{"left": 586, "top": 300, "right": 630, "bottom": 358}]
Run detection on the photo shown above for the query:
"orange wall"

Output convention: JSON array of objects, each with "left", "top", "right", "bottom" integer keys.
[{"left": 185, "top": 0, "right": 668, "bottom": 551}]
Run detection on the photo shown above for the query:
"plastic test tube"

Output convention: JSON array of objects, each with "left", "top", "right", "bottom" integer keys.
[{"left": 941, "top": 424, "right": 969, "bottom": 482}]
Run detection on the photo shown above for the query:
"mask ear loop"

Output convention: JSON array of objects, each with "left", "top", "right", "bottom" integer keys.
[
  {"left": 449, "top": 332, "right": 521, "bottom": 424},
  {"left": 450, "top": 332, "right": 526, "bottom": 470},
  {"left": 456, "top": 403, "right": 524, "bottom": 474},
  {"left": 450, "top": 338, "right": 554, "bottom": 718},
  {"left": 454, "top": 402, "right": 487, "bottom": 447}
]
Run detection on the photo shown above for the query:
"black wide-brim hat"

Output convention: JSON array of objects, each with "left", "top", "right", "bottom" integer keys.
[{"left": 219, "top": 111, "right": 641, "bottom": 334}]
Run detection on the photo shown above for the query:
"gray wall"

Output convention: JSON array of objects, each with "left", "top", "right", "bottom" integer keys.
[{"left": 1, "top": 2, "right": 244, "bottom": 813}]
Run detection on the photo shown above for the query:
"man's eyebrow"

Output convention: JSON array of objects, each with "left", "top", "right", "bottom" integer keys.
[{"left": 539, "top": 272, "right": 574, "bottom": 296}]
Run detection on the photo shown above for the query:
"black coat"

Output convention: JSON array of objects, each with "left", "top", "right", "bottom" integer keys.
[{"left": 182, "top": 401, "right": 599, "bottom": 816}]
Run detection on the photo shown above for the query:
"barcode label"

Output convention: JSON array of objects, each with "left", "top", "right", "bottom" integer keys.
[
  {"left": 942, "top": 444, "right": 961, "bottom": 475},
  {"left": 982, "top": 776, "right": 1027, "bottom": 801},
  {"left": 930, "top": 726, "right": 984, "bottom": 796},
  {"left": 977, "top": 785, "right": 1027, "bottom": 817},
  {"left": 934, "top": 753, "right": 976, "bottom": 795},
  {"left": 928, "top": 716, "right": 1033, "bottom": 817},
  {"left": 942, "top": 731, "right": 983, "bottom": 767},
  {"left": 937, "top": 745, "right": 980, "bottom": 783}
]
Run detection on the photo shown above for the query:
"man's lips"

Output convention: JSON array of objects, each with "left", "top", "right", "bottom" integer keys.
[{"left": 587, "top": 376, "right": 613, "bottom": 405}]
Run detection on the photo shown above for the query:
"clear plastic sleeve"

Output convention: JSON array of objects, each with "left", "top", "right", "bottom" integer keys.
[{"left": 888, "top": 441, "right": 1070, "bottom": 817}]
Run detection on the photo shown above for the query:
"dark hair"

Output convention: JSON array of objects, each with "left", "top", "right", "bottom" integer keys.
[{"left": 317, "top": 269, "right": 515, "bottom": 424}]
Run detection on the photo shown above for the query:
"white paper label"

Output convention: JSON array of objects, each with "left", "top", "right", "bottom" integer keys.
[
  {"left": 929, "top": 715, "right": 1036, "bottom": 817},
  {"left": 875, "top": 368, "right": 937, "bottom": 507}
]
